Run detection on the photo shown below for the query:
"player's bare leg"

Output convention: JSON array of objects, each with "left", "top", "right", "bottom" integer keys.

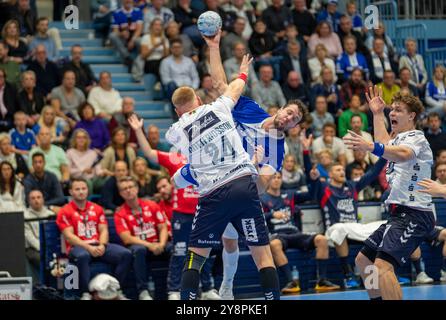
[
  {"left": 355, "top": 252, "right": 382, "bottom": 299},
  {"left": 375, "top": 258, "right": 402, "bottom": 300}
]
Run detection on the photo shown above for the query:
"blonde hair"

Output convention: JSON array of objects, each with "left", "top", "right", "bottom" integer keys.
[
  {"left": 2, "top": 19, "right": 19, "bottom": 41},
  {"left": 38, "top": 105, "right": 58, "bottom": 138},
  {"left": 70, "top": 128, "right": 91, "bottom": 150},
  {"left": 0, "top": 132, "right": 11, "bottom": 145},
  {"left": 284, "top": 154, "right": 298, "bottom": 172},
  {"left": 433, "top": 64, "right": 446, "bottom": 89},
  {"left": 318, "top": 149, "right": 333, "bottom": 159},
  {"left": 172, "top": 87, "right": 196, "bottom": 109},
  {"left": 131, "top": 157, "right": 152, "bottom": 184}
]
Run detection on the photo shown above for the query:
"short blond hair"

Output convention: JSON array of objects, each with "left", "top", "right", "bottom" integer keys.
[{"left": 172, "top": 87, "right": 196, "bottom": 109}]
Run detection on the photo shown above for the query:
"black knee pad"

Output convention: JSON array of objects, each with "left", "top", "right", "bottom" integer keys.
[
  {"left": 376, "top": 251, "right": 399, "bottom": 270},
  {"left": 182, "top": 250, "right": 207, "bottom": 273},
  {"left": 360, "top": 245, "right": 377, "bottom": 263}
]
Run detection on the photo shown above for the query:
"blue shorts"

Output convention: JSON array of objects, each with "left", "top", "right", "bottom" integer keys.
[
  {"left": 363, "top": 205, "right": 436, "bottom": 267},
  {"left": 271, "top": 232, "right": 316, "bottom": 251},
  {"left": 189, "top": 175, "right": 270, "bottom": 248}
]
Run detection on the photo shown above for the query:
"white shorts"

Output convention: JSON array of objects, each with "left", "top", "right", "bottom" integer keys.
[
  {"left": 222, "top": 223, "right": 239, "bottom": 240},
  {"left": 325, "top": 221, "right": 387, "bottom": 246}
]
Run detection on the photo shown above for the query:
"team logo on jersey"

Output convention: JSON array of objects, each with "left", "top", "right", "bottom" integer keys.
[{"left": 184, "top": 111, "right": 220, "bottom": 141}]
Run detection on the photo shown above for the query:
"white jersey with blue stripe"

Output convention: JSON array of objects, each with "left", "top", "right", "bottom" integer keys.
[{"left": 232, "top": 96, "right": 286, "bottom": 172}]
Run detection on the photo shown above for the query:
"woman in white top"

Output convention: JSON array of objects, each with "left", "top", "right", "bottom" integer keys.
[
  {"left": 0, "top": 161, "right": 25, "bottom": 213},
  {"left": 140, "top": 18, "right": 169, "bottom": 78},
  {"left": 308, "top": 43, "right": 337, "bottom": 85},
  {"left": 425, "top": 64, "right": 446, "bottom": 117}
]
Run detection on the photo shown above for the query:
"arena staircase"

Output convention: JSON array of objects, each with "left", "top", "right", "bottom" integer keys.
[{"left": 53, "top": 22, "right": 173, "bottom": 142}]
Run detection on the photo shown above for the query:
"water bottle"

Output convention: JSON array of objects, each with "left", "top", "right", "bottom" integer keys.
[{"left": 292, "top": 266, "right": 300, "bottom": 283}]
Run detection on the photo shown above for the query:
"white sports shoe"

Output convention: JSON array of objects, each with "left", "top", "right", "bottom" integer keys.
[
  {"left": 440, "top": 270, "right": 446, "bottom": 282},
  {"left": 219, "top": 284, "right": 234, "bottom": 300},
  {"left": 138, "top": 290, "right": 153, "bottom": 300},
  {"left": 168, "top": 291, "right": 181, "bottom": 300},
  {"left": 80, "top": 292, "right": 92, "bottom": 300},
  {"left": 415, "top": 271, "right": 434, "bottom": 284},
  {"left": 201, "top": 289, "right": 222, "bottom": 300},
  {"left": 117, "top": 290, "right": 130, "bottom": 300}
]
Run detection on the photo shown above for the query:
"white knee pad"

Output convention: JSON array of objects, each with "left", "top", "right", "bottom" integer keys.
[{"left": 222, "top": 223, "right": 239, "bottom": 240}]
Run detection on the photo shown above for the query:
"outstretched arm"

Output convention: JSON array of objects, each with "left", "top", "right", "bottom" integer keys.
[
  {"left": 366, "top": 85, "right": 391, "bottom": 144},
  {"left": 128, "top": 114, "right": 159, "bottom": 164},
  {"left": 222, "top": 54, "right": 253, "bottom": 103},
  {"left": 204, "top": 29, "right": 228, "bottom": 95}
]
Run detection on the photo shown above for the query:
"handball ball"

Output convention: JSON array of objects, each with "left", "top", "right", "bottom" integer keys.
[{"left": 197, "top": 11, "right": 222, "bottom": 37}]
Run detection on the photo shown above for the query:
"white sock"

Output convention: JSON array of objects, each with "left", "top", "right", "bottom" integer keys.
[{"left": 222, "top": 248, "right": 239, "bottom": 287}]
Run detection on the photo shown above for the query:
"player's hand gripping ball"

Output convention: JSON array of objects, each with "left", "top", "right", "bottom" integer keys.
[{"left": 197, "top": 11, "right": 222, "bottom": 37}]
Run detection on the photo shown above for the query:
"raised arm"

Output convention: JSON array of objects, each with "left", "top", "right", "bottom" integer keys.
[
  {"left": 204, "top": 29, "right": 228, "bottom": 95},
  {"left": 355, "top": 157, "right": 388, "bottom": 192},
  {"left": 128, "top": 114, "right": 159, "bottom": 164},
  {"left": 366, "top": 85, "right": 391, "bottom": 144},
  {"left": 223, "top": 54, "right": 253, "bottom": 103}
]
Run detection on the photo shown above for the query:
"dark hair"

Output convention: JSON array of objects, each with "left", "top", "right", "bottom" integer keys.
[
  {"left": 351, "top": 163, "right": 365, "bottom": 172},
  {"left": 156, "top": 175, "right": 170, "bottom": 186},
  {"left": 69, "top": 177, "right": 88, "bottom": 190},
  {"left": 36, "top": 17, "right": 49, "bottom": 28},
  {"left": 77, "top": 101, "right": 95, "bottom": 120},
  {"left": 427, "top": 112, "right": 441, "bottom": 121},
  {"left": 0, "top": 161, "right": 16, "bottom": 195},
  {"left": 117, "top": 176, "right": 138, "bottom": 190},
  {"left": 350, "top": 113, "right": 363, "bottom": 123},
  {"left": 322, "top": 122, "right": 336, "bottom": 131},
  {"left": 282, "top": 99, "right": 309, "bottom": 125},
  {"left": 111, "top": 127, "right": 128, "bottom": 150},
  {"left": 391, "top": 91, "right": 425, "bottom": 122},
  {"left": 32, "top": 152, "right": 45, "bottom": 162},
  {"left": 434, "top": 161, "right": 446, "bottom": 172},
  {"left": 169, "top": 38, "right": 183, "bottom": 47},
  {"left": 399, "top": 67, "right": 411, "bottom": 74}
]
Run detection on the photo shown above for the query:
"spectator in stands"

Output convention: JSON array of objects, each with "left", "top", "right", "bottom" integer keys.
[
  {"left": 317, "top": 0, "right": 343, "bottom": 33},
  {"left": 377, "top": 70, "right": 400, "bottom": 105},
  {"left": 138, "top": 18, "right": 169, "bottom": 80},
  {"left": 9, "top": 111, "right": 36, "bottom": 157},
  {"left": 345, "top": 148, "right": 370, "bottom": 179},
  {"left": 284, "top": 126, "right": 304, "bottom": 168},
  {"left": 345, "top": 1, "right": 363, "bottom": 33},
  {"left": 397, "top": 66, "right": 419, "bottom": 97},
  {"left": 336, "top": 35, "right": 368, "bottom": 83},
  {"left": 136, "top": 124, "right": 170, "bottom": 172},
  {"left": 280, "top": 41, "right": 310, "bottom": 85},
  {"left": 338, "top": 94, "right": 368, "bottom": 137},
  {"left": 90, "top": 0, "right": 118, "bottom": 43},
  {"left": 310, "top": 95, "right": 334, "bottom": 138},
  {"left": 425, "top": 65, "right": 446, "bottom": 117},
  {"left": 62, "top": 45, "right": 97, "bottom": 94},
  {"left": 144, "top": 0, "right": 174, "bottom": 31},
  {"left": 340, "top": 67, "right": 367, "bottom": 108},
  {"left": 114, "top": 176, "right": 169, "bottom": 300},
  {"left": 349, "top": 164, "right": 380, "bottom": 201},
  {"left": 100, "top": 127, "right": 136, "bottom": 177},
  {"left": 109, "top": 0, "right": 144, "bottom": 69},
  {"left": 261, "top": 0, "right": 292, "bottom": 40},
  {"left": 17, "top": 71, "right": 45, "bottom": 126},
  {"left": 165, "top": 21, "right": 198, "bottom": 63},
  {"left": 24, "top": 189, "right": 54, "bottom": 278},
  {"left": 11, "top": 0, "right": 37, "bottom": 40},
  {"left": 252, "top": 64, "right": 286, "bottom": 110},
  {"left": 274, "top": 24, "right": 307, "bottom": 59},
  {"left": 0, "top": 42, "right": 20, "bottom": 87},
  {"left": 88, "top": 71, "right": 122, "bottom": 121},
  {"left": 56, "top": 178, "right": 132, "bottom": 300},
  {"left": 281, "top": 154, "right": 307, "bottom": 192},
  {"left": 28, "top": 17, "right": 58, "bottom": 62},
  {"left": 109, "top": 97, "right": 139, "bottom": 148},
  {"left": 132, "top": 157, "right": 157, "bottom": 198},
  {"left": 27, "top": 44, "right": 61, "bottom": 97},
  {"left": 172, "top": 0, "right": 202, "bottom": 46},
  {"left": 302, "top": 134, "right": 388, "bottom": 289},
  {"left": 262, "top": 171, "right": 340, "bottom": 294},
  {"left": 224, "top": 42, "right": 258, "bottom": 92},
  {"left": 222, "top": 0, "right": 255, "bottom": 40},
  {"left": 66, "top": 128, "right": 105, "bottom": 194},
  {"left": 221, "top": 16, "right": 248, "bottom": 62},
  {"left": 291, "top": 0, "right": 317, "bottom": 42},
  {"left": 399, "top": 38, "right": 428, "bottom": 90},
  {"left": 312, "top": 122, "right": 347, "bottom": 166},
  {"left": 308, "top": 21, "right": 342, "bottom": 59},
  {"left": 435, "top": 161, "right": 446, "bottom": 184},
  {"left": 0, "top": 160, "right": 25, "bottom": 212},
  {"left": 100, "top": 160, "right": 128, "bottom": 210},
  {"left": 315, "top": 149, "right": 333, "bottom": 181},
  {"left": 32, "top": 105, "right": 66, "bottom": 145},
  {"left": 195, "top": 73, "right": 219, "bottom": 105},
  {"left": 425, "top": 112, "right": 446, "bottom": 158},
  {"left": 159, "top": 38, "right": 199, "bottom": 104},
  {"left": 0, "top": 132, "right": 28, "bottom": 178},
  {"left": 196, "top": 45, "right": 211, "bottom": 79},
  {"left": 0, "top": 68, "right": 19, "bottom": 133},
  {"left": 2, "top": 20, "right": 28, "bottom": 64},
  {"left": 50, "top": 69, "right": 86, "bottom": 127},
  {"left": 337, "top": 15, "right": 368, "bottom": 57},
  {"left": 28, "top": 127, "right": 69, "bottom": 182},
  {"left": 365, "top": 21, "right": 396, "bottom": 62},
  {"left": 367, "top": 38, "right": 398, "bottom": 85},
  {"left": 311, "top": 66, "right": 341, "bottom": 116},
  {"left": 308, "top": 44, "right": 337, "bottom": 85},
  {"left": 23, "top": 152, "right": 66, "bottom": 208},
  {"left": 437, "top": 149, "right": 446, "bottom": 164},
  {"left": 248, "top": 19, "right": 276, "bottom": 58},
  {"left": 74, "top": 102, "right": 110, "bottom": 151},
  {"left": 343, "top": 114, "right": 376, "bottom": 165},
  {"left": 281, "top": 71, "right": 309, "bottom": 105},
  {"left": 204, "top": 0, "right": 237, "bottom": 34}
]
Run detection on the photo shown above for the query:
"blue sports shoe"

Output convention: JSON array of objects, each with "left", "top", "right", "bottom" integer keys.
[
  {"left": 344, "top": 277, "right": 361, "bottom": 289},
  {"left": 397, "top": 276, "right": 411, "bottom": 285}
]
